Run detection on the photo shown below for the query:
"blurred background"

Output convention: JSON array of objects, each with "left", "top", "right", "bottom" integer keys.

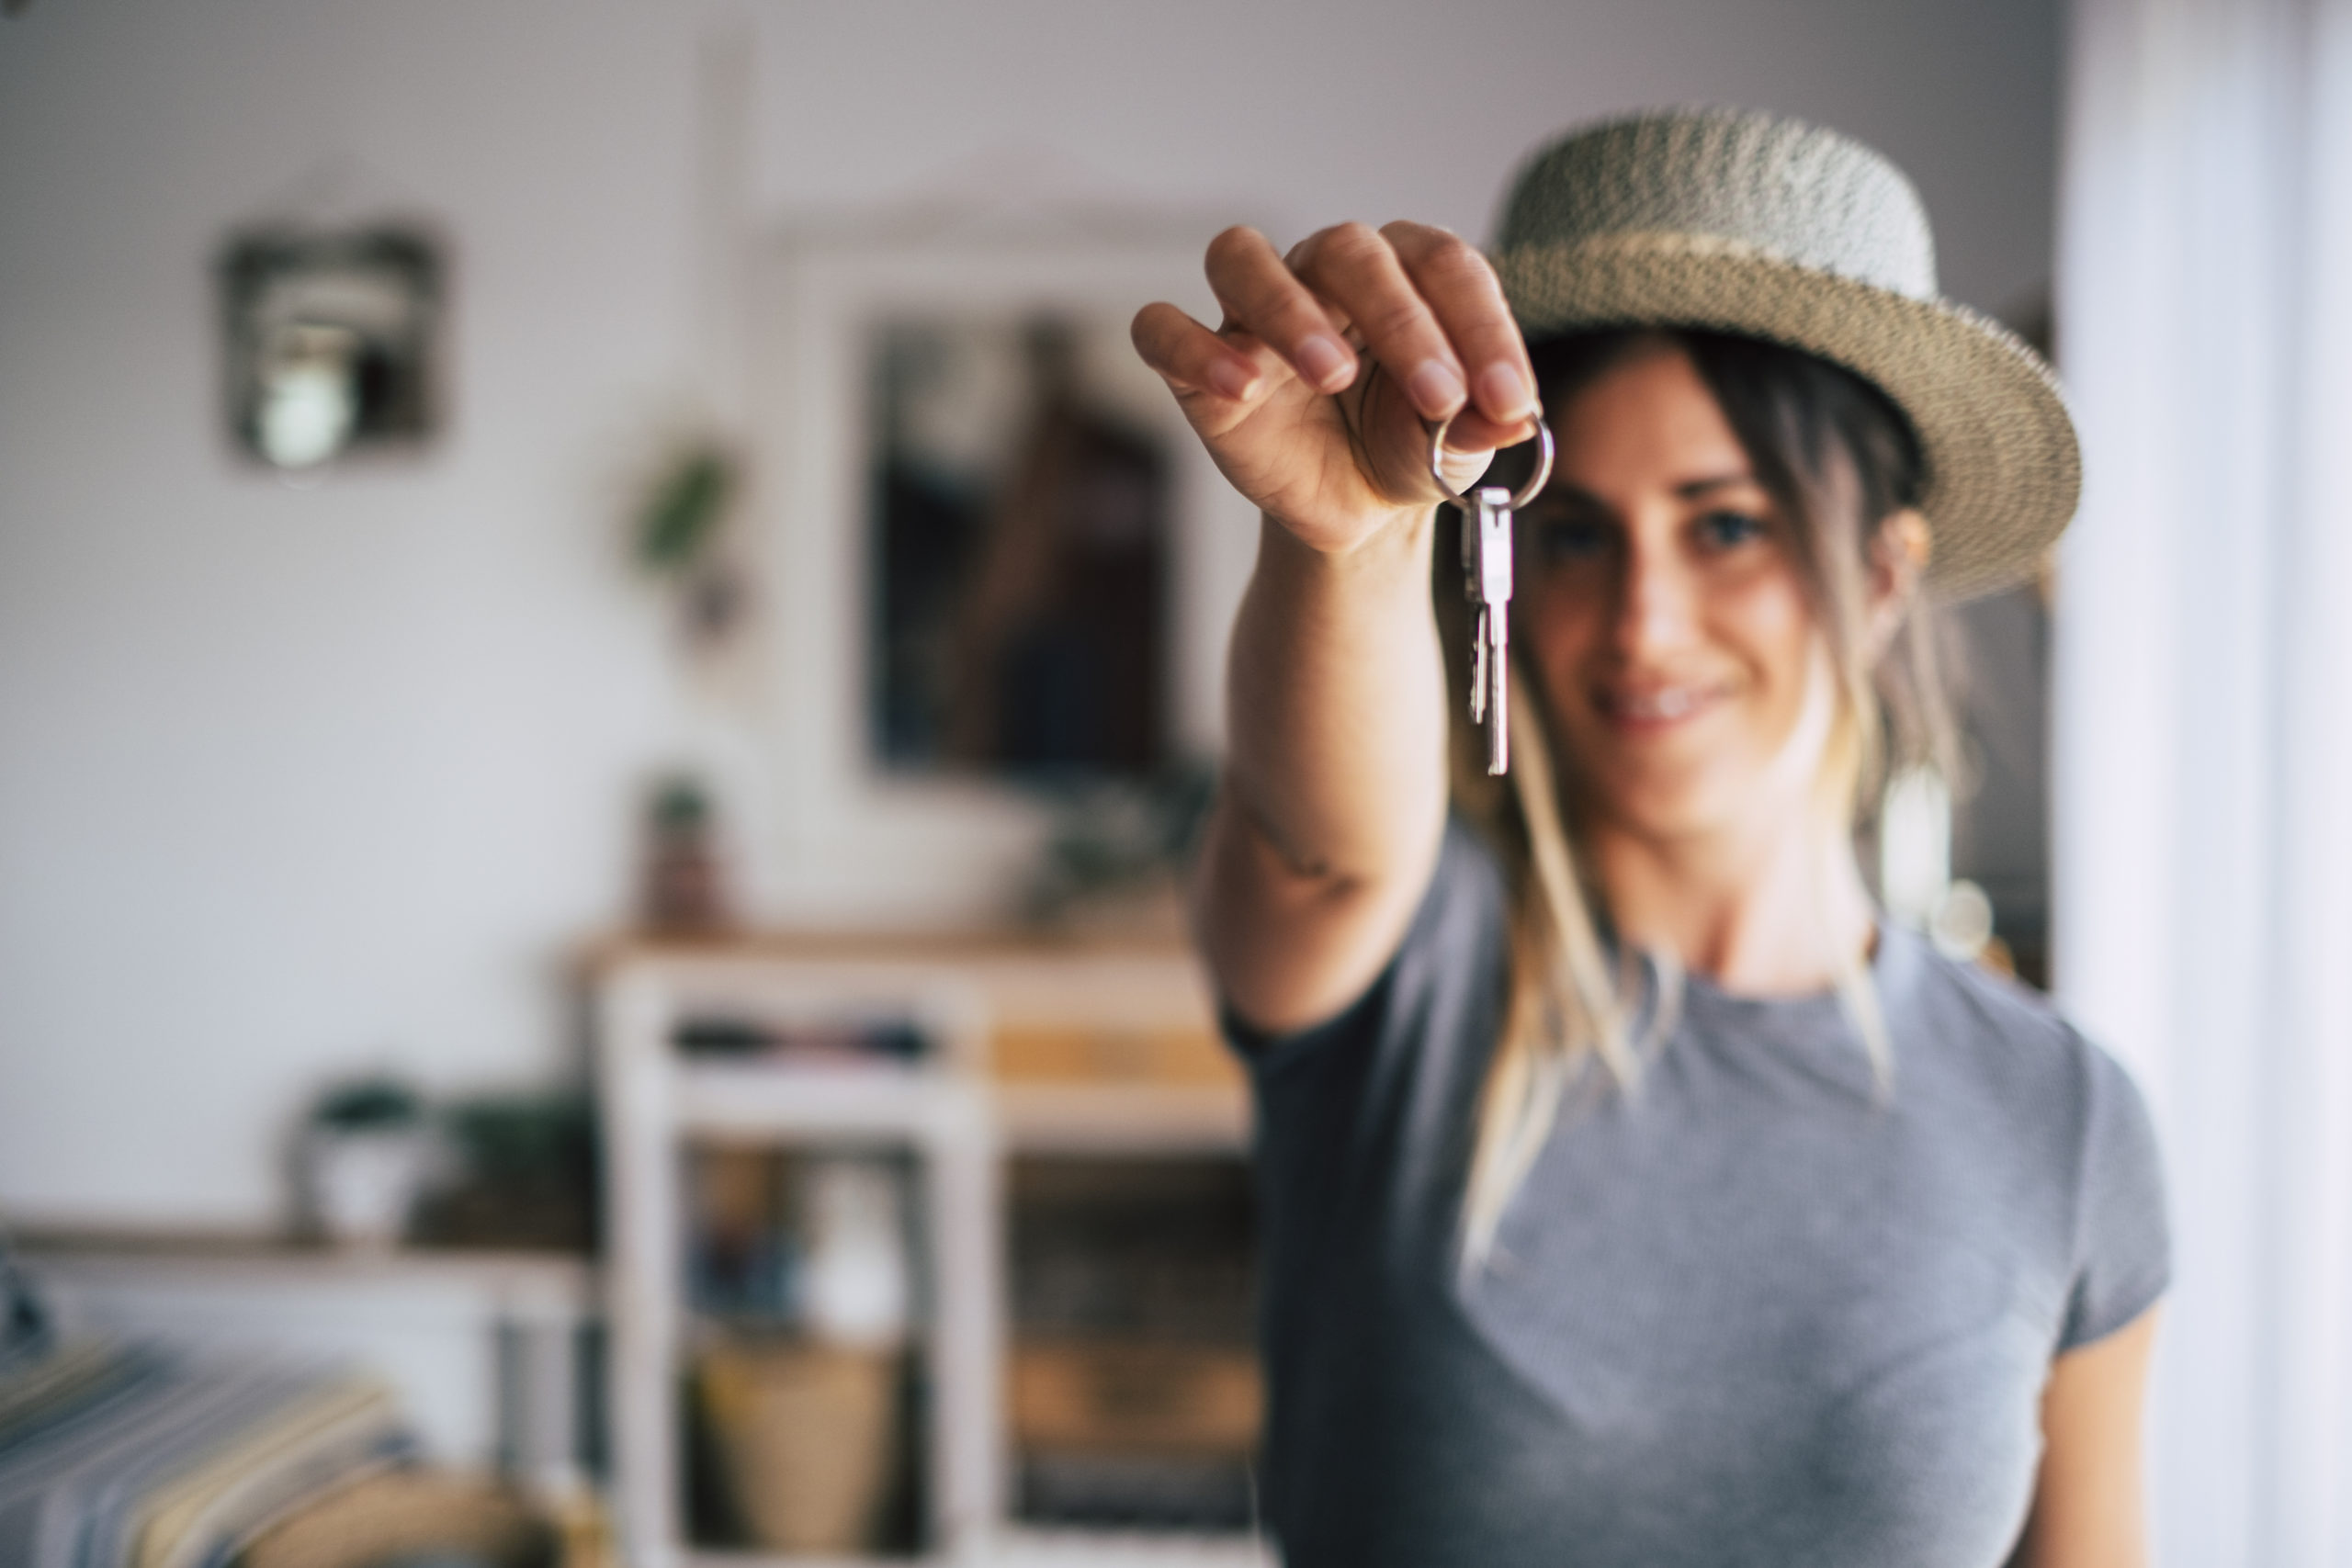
[{"left": 1, "top": 2, "right": 2344, "bottom": 1565}]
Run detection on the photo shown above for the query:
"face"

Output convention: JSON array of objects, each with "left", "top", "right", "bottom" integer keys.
[{"left": 1517, "top": 340, "right": 1838, "bottom": 848}]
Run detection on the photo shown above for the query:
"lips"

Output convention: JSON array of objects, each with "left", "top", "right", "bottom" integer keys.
[{"left": 1592, "top": 682, "right": 1726, "bottom": 727}]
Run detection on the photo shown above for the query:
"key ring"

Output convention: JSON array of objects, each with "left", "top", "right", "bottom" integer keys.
[{"left": 1427, "top": 412, "right": 1555, "bottom": 508}]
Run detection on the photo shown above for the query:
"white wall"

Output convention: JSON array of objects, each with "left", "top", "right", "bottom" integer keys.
[
  {"left": 744, "top": 0, "right": 2059, "bottom": 315},
  {"left": 0, "top": 0, "right": 2061, "bottom": 1227}
]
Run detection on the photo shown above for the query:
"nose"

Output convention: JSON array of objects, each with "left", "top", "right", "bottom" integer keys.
[{"left": 1608, "top": 524, "right": 1698, "bottom": 663}]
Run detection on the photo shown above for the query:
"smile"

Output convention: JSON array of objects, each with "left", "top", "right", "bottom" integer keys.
[{"left": 1594, "top": 682, "right": 1725, "bottom": 727}]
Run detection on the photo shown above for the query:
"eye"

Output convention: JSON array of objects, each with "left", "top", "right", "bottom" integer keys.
[
  {"left": 1694, "top": 508, "right": 1769, "bottom": 550},
  {"left": 1527, "top": 513, "right": 1612, "bottom": 564}
]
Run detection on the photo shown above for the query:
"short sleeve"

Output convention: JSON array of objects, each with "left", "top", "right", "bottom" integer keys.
[
  {"left": 1218, "top": 964, "right": 1394, "bottom": 1066},
  {"left": 2057, "top": 1042, "right": 2172, "bottom": 1351},
  {"left": 1216, "top": 817, "right": 1501, "bottom": 1073}
]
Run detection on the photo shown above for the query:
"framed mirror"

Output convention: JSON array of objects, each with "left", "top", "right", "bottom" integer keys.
[
  {"left": 869, "top": 311, "right": 1170, "bottom": 782},
  {"left": 749, "top": 206, "right": 1253, "bottom": 924},
  {"left": 219, "top": 224, "right": 444, "bottom": 471}
]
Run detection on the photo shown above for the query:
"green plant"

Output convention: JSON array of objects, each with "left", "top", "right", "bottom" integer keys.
[
  {"left": 651, "top": 774, "right": 714, "bottom": 834},
  {"left": 635, "top": 446, "right": 738, "bottom": 579},
  {"left": 312, "top": 1076, "right": 424, "bottom": 1131}
]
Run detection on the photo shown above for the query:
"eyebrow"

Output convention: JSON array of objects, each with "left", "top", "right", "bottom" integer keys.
[
  {"left": 1674, "top": 473, "right": 1758, "bottom": 500},
  {"left": 1540, "top": 472, "right": 1762, "bottom": 508}
]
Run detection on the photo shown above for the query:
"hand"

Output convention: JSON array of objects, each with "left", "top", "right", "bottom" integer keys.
[{"left": 1132, "top": 221, "right": 1542, "bottom": 556}]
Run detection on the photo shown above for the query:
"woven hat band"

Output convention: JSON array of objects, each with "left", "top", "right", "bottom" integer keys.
[{"left": 1494, "top": 111, "right": 1939, "bottom": 300}]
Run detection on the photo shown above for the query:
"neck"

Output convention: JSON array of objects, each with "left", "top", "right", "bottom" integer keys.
[{"left": 1587, "top": 800, "right": 1877, "bottom": 998}]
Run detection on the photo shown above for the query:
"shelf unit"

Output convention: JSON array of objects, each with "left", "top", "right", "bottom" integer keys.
[{"left": 594, "top": 938, "right": 1270, "bottom": 1568}]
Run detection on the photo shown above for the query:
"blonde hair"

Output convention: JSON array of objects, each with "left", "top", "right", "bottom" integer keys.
[{"left": 1442, "top": 329, "right": 1959, "bottom": 1270}]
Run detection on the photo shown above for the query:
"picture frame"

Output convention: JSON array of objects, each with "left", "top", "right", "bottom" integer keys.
[
  {"left": 745, "top": 203, "right": 1255, "bottom": 926},
  {"left": 218, "top": 223, "right": 445, "bottom": 470}
]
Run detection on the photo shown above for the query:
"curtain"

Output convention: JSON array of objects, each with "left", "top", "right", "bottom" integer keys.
[{"left": 2055, "top": 0, "right": 2352, "bottom": 1562}]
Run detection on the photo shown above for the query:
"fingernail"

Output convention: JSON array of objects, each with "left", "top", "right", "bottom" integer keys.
[
  {"left": 1408, "top": 359, "right": 1465, "bottom": 417},
  {"left": 1210, "top": 357, "right": 1258, "bottom": 400},
  {"left": 1478, "top": 363, "right": 1533, "bottom": 420},
  {"left": 1295, "top": 334, "right": 1354, "bottom": 390}
]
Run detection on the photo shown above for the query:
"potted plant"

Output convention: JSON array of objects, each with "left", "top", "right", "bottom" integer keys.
[{"left": 300, "top": 1076, "right": 431, "bottom": 1250}]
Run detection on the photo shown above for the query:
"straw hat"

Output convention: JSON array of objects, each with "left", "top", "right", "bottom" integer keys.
[{"left": 1490, "top": 107, "right": 2076, "bottom": 602}]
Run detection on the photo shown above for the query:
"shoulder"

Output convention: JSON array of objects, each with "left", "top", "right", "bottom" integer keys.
[
  {"left": 1228, "top": 820, "right": 1514, "bottom": 1197},
  {"left": 1331, "top": 813, "right": 1511, "bottom": 1057},
  {"left": 1889, "top": 926, "right": 2068, "bottom": 1046},
  {"left": 1232, "top": 817, "right": 1515, "bottom": 1242},
  {"left": 1885, "top": 928, "right": 2135, "bottom": 1118},
  {"left": 1881, "top": 928, "right": 2164, "bottom": 1231},
  {"left": 1883, "top": 930, "right": 2171, "bottom": 1345},
  {"left": 1396, "top": 816, "right": 1512, "bottom": 987},
  {"left": 1228, "top": 816, "right": 1510, "bottom": 1067}
]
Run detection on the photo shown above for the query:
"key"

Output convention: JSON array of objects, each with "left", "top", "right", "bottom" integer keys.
[
  {"left": 1465, "top": 489, "right": 1511, "bottom": 772},
  {"left": 1430, "top": 415, "right": 1555, "bottom": 775}
]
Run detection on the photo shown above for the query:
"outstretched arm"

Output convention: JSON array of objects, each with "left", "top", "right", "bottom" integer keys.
[{"left": 1132, "top": 221, "right": 1538, "bottom": 1031}]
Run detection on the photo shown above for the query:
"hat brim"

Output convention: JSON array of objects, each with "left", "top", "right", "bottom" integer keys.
[{"left": 1493, "top": 232, "right": 2079, "bottom": 602}]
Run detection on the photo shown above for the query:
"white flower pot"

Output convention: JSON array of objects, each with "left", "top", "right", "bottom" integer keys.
[{"left": 304, "top": 1126, "right": 430, "bottom": 1249}]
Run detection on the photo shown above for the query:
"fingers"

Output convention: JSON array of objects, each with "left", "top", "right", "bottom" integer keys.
[
  {"left": 1204, "top": 225, "right": 1361, "bottom": 397},
  {"left": 1131, "top": 299, "right": 1269, "bottom": 403},
  {"left": 1382, "top": 222, "right": 1540, "bottom": 440},
  {"left": 1287, "top": 221, "right": 1471, "bottom": 423},
  {"left": 1272, "top": 221, "right": 1540, "bottom": 446},
  {"left": 1151, "top": 220, "right": 1544, "bottom": 469}
]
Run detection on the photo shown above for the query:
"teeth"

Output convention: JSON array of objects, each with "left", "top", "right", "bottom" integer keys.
[{"left": 1619, "top": 687, "right": 1700, "bottom": 719}]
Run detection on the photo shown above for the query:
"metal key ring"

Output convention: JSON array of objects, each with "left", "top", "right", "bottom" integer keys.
[{"left": 1427, "top": 412, "right": 1555, "bottom": 509}]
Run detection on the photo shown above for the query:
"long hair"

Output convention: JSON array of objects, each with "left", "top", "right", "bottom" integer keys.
[{"left": 1441, "top": 329, "right": 1959, "bottom": 1269}]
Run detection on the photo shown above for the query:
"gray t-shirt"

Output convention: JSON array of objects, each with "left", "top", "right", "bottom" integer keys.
[{"left": 1233, "top": 821, "right": 2169, "bottom": 1568}]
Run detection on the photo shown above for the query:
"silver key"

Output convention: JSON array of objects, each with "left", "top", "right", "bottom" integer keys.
[{"left": 1430, "top": 415, "right": 1555, "bottom": 775}]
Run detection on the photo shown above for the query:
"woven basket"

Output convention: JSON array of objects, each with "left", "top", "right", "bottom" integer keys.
[{"left": 695, "top": 1340, "right": 902, "bottom": 1554}]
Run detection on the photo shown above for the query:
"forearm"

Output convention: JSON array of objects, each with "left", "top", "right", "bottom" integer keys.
[
  {"left": 1197, "top": 506, "right": 1451, "bottom": 1029},
  {"left": 1227, "top": 505, "right": 1448, "bottom": 875}
]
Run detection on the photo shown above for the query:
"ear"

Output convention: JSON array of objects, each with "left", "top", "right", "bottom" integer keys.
[{"left": 1863, "top": 508, "right": 1931, "bottom": 658}]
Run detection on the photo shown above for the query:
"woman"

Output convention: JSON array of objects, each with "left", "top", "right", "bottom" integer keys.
[{"left": 1132, "top": 110, "right": 2168, "bottom": 1566}]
